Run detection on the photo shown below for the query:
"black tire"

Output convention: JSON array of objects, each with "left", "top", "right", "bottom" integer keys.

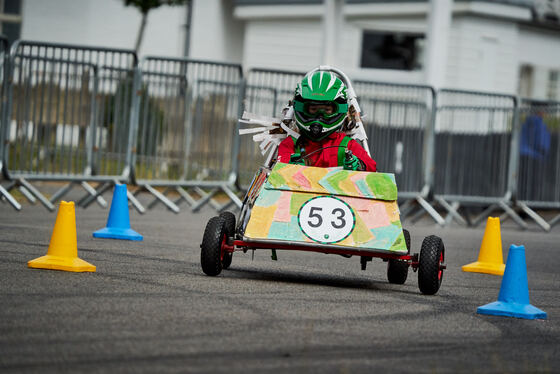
[
  {"left": 403, "top": 229, "right": 411, "bottom": 253},
  {"left": 200, "top": 216, "right": 226, "bottom": 276},
  {"left": 418, "top": 235, "right": 445, "bottom": 295},
  {"left": 221, "top": 250, "right": 233, "bottom": 270},
  {"left": 387, "top": 229, "right": 411, "bottom": 284},
  {"left": 219, "top": 211, "right": 236, "bottom": 236},
  {"left": 387, "top": 259, "right": 409, "bottom": 284},
  {"left": 219, "top": 211, "right": 236, "bottom": 269}
]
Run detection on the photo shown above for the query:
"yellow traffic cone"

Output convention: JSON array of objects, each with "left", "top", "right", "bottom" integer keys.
[
  {"left": 462, "top": 216, "right": 505, "bottom": 275},
  {"left": 28, "top": 201, "right": 96, "bottom": 272}
]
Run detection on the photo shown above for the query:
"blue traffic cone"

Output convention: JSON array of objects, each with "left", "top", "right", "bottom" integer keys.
[
  {"left": 93, "top": 184, "right": 143, "bottom": 241},
  {"left": 477, "top": 245, "right": 546, "bottom": 320}
]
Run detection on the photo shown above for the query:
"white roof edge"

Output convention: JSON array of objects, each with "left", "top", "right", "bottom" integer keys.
[
  {"left": 234, "top": 1, "right": 532, "bottom": 21},
  {"left": 344, "top": 3, "right": 430, "bottom": 17},
  {"left": 453, "top": 2, "right": 532, "bottom": 21},
  {"left": 234, "top": 4, "right": 323, "bottom": 19}
]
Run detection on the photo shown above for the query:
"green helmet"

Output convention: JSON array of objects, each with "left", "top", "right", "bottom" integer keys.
[{"left": 293, "top": 71, "right": 349, "bottom": 141}]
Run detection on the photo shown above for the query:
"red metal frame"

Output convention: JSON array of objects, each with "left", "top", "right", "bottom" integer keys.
[
  {"left": 224, "top": 239, "right": 422, "bottom": 267},
  {"left": 220, "top": 234, "right": 227, "bottom": 262},
  {"left": 438, "top": 251, "right": 444, "bottom": 280}
]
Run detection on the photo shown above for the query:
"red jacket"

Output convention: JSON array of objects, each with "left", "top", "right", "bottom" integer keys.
[{"left": 277, "top": 132, "right": 377, "bottom": 172}]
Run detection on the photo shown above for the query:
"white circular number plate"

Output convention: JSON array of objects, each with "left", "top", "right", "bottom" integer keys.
[{"left": 298, "top": 196, "right": 355, "bottom": 244}]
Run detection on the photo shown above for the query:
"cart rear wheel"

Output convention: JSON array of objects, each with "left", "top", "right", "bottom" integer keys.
[
  {"left": 219, "top": 211, "right": 236, "bottom": 269},
  {"left": 418, "top": 235, "right": 445, "bottom": 295},
  {"left": 200, "top": 216, "right": 227, "bottom": 276},
  {"left": 403, "top": 229, "right": 411, "bottom": 252},
  {"left": 387, "top": 259, "right": 409, "bottom": 284},
  {"left": 387, "top": 229, "right": 411, "bottom": 284}
]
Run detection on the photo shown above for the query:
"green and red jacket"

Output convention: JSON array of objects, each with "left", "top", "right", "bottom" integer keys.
[{"left": 277, "top": 132, "right": 377, "bottom": 171}]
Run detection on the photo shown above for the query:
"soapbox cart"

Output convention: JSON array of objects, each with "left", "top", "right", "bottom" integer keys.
[
  {"left": 200, "top": 163, "right": 445, "bottom": 295},
  {"left": 199, "top": 66, "right": 445, "bottom": 295}
]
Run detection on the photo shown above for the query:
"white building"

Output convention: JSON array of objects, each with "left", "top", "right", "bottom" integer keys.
[
  {"left": 1, "top": 0, "right": 559, "bottom": 99},
  {"left": 189, "top": 0, "right": 560, "bottom": 99}
]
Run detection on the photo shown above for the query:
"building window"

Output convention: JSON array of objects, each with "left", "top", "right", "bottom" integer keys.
[
  {"left": 518, "top": 65, "right": 534, "bottom": 98},
  {"left": 0, "top": 0, "right": 22, "bottom": 45},
  {"left": 360, "top": 31, "right": 424, "bottom": 71},
  {"left": 547, "top": 70, "right": 559, "bottom": 100}
]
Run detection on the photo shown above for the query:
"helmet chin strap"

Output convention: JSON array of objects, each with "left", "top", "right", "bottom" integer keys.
[{"left": 310, "top": 124, "right": 323, "bottom": 138}]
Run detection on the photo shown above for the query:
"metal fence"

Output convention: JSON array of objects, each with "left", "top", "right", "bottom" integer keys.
[
  {"left": 2, "top": 41, "right": 138, "bottom": 211},
  {"left": 0, "top": 36, "right": 7, "bottom": 126},
  {"left": 1, "top": 40, "right": 559, "bottom": 230},
  {"left": 240, "top": 68, "right": 304, "bottom": 186},
  {"left": 431, "top": 89, "right": 524, "bottom": 227},
  {"left": 352, "top": 80, "right": 440, "bottom": 222},
  {"left": 130, "top": 56, "right": 245, "bottom": 212},
  {"left": 0, "top": 35, "right": 20, "bottom": 210},
  {"left": 515, "top": 98, "right": 560, "bottom": 230}
]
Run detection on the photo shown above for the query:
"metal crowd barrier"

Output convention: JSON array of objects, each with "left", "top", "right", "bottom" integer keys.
[
  {"left": 0, "top": 35, "right": 21, "bottom": 210},
  {"left": 1, "top": 41, "right": 559, "bottom": 228},
  {"left": 353, "top": 80, "right": 443, "bottom": 224},
  {"left": 241, "top": 68, "right": 304, "bottom": 186},
  {"left": 1, "top": 41, "right": 139, "bottom": 211},
  {"left": 78, "top": 64, "right": 145, "bottom": 212},
  {"left": 130, "top": 56, "right": 245, "bottom": 213},
  {"left": 432, "top": 89, "right": 526, "bottom": 228},
  {"left": 515, "top": 98, "right": 560, "bottom": 230}
]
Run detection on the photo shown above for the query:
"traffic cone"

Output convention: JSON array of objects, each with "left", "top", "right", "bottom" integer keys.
[
  {"left": 93, "top": 184, "right": 143, "bottom": 241},
  {"left": 28, "top": 201, "right": 96, "bottom": 272},
  {"left": 477, "top": 245, "right": 547, "bottom": 320},
  {"left": 462, "top": 217, "right": 505, "bottom": 275}
]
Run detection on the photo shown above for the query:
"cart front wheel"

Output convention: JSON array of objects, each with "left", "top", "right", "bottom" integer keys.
[
  {"left": 418, "top": 235, "right": 445, "bottom": 295},
  {"left": 219, "top": 211, "right": 236, "bottom": 269},
  {"left": 200, "top": 216, "right": 227, "bottom": 276}
]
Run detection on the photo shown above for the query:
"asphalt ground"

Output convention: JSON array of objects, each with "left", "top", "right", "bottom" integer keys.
[{"left": 1, "top": 189, "right": 559, "bottom": 373}]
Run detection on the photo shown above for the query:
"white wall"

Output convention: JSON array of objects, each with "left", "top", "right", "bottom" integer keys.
[
  {"left": 243, "top": 19, "right": 322, "bottom": 71},
  {"left": 20, "top": 0, "right": 186, "bottom": 57},
  {"left": 242, "top": 14, "right": 426, "bottom": 83},
  {"left": 446, "top": 16, "right": 519, "bottom": 94},
  {"left": 190, "top": 0, "right": 244, "bottom": 63},
  {"left": 518, "top": 27, "right": 560, "bottom": 70}
]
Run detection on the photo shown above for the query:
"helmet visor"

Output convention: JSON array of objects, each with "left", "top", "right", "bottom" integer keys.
[
  {"left": 305, "top": 102, "right": 336, "bottom": 116},
  {"left": 294, "top": 100, "right": 348, "bottom": 125}
]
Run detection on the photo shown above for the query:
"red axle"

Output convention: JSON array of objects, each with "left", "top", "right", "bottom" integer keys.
[{"left": 226, "top": 239, "right": 418, "bottom": 263}]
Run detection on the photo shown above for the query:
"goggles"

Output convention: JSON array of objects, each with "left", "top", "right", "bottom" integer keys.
[{"left": 294, "top": 100, "right": 348, "bottom": 123}]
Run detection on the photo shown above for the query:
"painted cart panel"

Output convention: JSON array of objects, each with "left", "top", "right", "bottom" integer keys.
[
  {"left": 245, "top": 163, "right": 407, "bottom": 253},
  {"left": 266, "top": 163, "right": 398, "bottom": 200}
]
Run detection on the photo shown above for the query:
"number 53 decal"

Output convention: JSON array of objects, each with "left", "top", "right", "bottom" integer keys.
[{"left": 298, "top": 196, "right": 356, "bottom": 244}]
